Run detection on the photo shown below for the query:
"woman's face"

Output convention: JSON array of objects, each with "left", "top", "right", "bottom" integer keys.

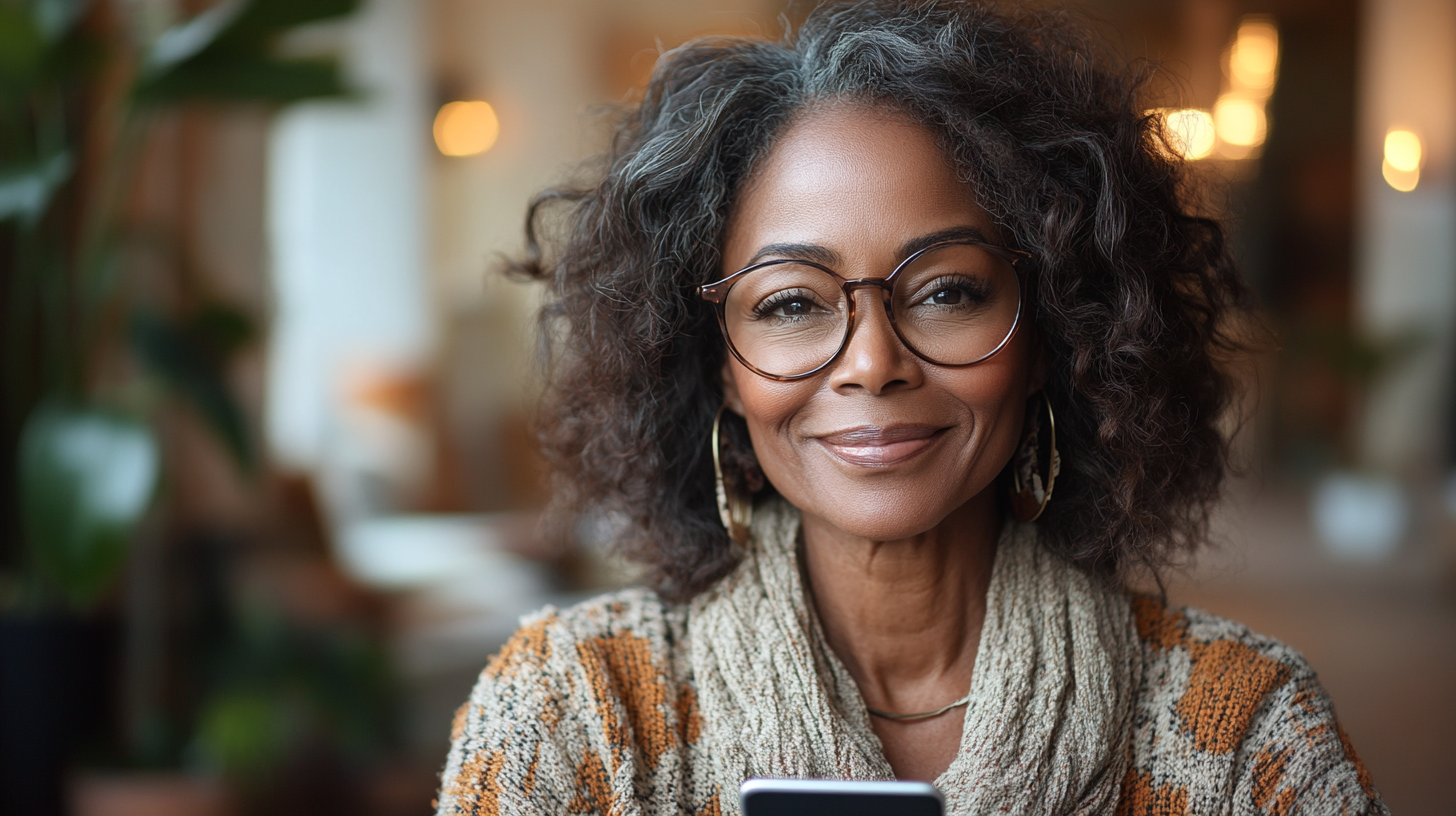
[{"left": 720, "top": 105, "right": 1038, "bottom": 542}]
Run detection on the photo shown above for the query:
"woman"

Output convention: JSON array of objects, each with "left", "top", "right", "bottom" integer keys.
[{"left": 437, "top": 2, "right": 1385, "bottom": 814}]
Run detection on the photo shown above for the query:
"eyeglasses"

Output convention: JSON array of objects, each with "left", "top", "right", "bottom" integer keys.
[{"left": 699, "top": 239, "right": 1028, "bottom": 381}]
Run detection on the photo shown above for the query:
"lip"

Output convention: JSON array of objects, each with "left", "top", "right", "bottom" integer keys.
[{"left": 813, "top": 425, "right": 947, "bottom": 467}]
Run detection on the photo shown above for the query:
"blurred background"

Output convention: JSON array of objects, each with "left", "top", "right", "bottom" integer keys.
[{"left": 0, "top": 0, "right": 1452, "bottom": 814}]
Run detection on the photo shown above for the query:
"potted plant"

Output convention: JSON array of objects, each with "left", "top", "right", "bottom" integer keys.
[
  {"left": 0, "top": 1, "right": 358, "bottom": 812},
  {"left": 1275, "top": 319, "right": 1427, "bottom": 560}
]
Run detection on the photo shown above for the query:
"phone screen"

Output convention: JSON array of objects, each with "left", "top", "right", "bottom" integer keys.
[{"left": 740, "top": 779, "right": 944, "bottom": 816}]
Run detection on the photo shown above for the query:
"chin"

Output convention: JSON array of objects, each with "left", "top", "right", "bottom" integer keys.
[{"left": 799, "top": 490, "right": 957, "bottom": 542}]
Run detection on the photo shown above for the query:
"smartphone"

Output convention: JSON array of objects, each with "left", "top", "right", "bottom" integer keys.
[{"left": 740, "top": 779, "right": 944, "bottom": 816}]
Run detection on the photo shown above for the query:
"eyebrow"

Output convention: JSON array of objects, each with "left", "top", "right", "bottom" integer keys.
[
  {"left": 746, "top": 242, "right": 843, "bottom": 267},
  {"left": 897, "top": 226, "right": 991, "bottom": 259},
  {"left": 744, "top": 225, "right": 992, "bottom": 270}
]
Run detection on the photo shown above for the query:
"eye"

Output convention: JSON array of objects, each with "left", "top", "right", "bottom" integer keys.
[
  {"left": 754, "top": 290, "right": 830, "bottom": 319},
  {"left": 915, "top": 276, "right": 991, "bottom": 307}
]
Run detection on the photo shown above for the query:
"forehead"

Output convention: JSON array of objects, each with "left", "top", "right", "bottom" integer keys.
[{"left": 723, "top": 104, "right": 994, "bottom": 270}]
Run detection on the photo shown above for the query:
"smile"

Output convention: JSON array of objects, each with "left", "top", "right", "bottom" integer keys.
[{"left": 813, "top": 425, "right": 948, "bottom": 467}]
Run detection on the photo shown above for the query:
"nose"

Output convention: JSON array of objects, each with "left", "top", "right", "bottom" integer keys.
[{"left": 827, "top": 286, "right": 924, "bottom": 395}]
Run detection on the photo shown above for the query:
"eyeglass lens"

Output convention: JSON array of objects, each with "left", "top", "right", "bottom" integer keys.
[{"left": 722, "top": 243, "right": 1019, "bottom": 378}]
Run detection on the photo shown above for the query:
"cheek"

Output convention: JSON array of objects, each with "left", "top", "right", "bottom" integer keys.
[
  {"left": 954, "top": 343, "right": 1036, "bottom": 472},
  {"left": 725, "top": 360, "right": 814, "bottom": 476},
  {"left": 728, "top": 363, "right": 807, "bottom": 436},
  {"left": 933, "top": 359, "right": 1027, "bottom": 475}
]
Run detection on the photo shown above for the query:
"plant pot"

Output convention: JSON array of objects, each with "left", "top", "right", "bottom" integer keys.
[
  {"left": 70, "top": 772, "right": 233, "bottom": 816},
  {"left": 0, "top": 613, "right": 121, "bottom": 816}
]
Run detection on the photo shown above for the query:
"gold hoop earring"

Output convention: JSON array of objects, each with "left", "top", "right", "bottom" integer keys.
[
  {"left": 1010, "top": 390, "right": 1061, "bottom": 522},
  {"left": 712, "top": 404, "right": 754, "bottom": 544}
]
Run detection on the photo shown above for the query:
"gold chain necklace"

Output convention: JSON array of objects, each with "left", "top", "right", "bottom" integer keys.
[{"left": 865, "top": 691, "right": 972, "bottom": 721}]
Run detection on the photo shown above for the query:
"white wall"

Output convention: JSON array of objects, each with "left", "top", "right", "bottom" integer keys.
[
  {"left": 1355, "top": 0, "right": 1456, "bottom": 473},
  {"left": 265, "top": 0, "right": 435, "bottom": 470}
]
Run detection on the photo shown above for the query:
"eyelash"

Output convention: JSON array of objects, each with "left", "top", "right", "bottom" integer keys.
[
  {"left": 752, "top": 289, "right": 825, "bottom": 319},
  {"left": 918, "top": 275, "right": 991, "bottom": 304},
  {"left": 744, "top": 273, "right": 992, "bottom": 320}
]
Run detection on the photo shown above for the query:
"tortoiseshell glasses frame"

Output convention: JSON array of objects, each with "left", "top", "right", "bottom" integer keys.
[{"left": 698, "top": 239, "right": 1030, "bottom": 381}]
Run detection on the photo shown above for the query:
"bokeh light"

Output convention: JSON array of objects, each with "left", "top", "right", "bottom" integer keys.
[
  {"left": 433, "top": 100, "right": 500, "bottom": 157},
  {"left": 1229, "top": 18, "right": 1280, "bottom": 92},
  {"left": 1384, "top": 129, "right": 1422, "bottom": 172},
  {"left": 1160, "top": 108, "right": 1216, "bottom": 160},
  {"left": 1214, "top": 95, "right": 1266, "bottom": 147},
  {"left": 1383, "top": 129, "right": 1422, "bottom": 192},
  {"left": 1382, "top": 161, "right": 1419, "bottom": 192}
]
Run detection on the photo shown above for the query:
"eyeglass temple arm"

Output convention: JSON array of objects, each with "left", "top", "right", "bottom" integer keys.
[{"left": 699, "top": 281, "right": 730, "bottom": 304}]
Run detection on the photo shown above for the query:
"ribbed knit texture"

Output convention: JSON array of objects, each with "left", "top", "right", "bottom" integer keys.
[
  {"left": 688, "top": 499, "right": 1140, "bottom": 816},
  {"left": 436, "top": 504, "right": 1388, "bottom": 816}
]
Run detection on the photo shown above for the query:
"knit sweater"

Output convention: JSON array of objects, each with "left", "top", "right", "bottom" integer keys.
[{"left": 436, "top": 521, "right": 1386, "bottom": 816}]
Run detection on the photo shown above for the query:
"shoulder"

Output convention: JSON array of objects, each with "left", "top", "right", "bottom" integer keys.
[
  {"left": 481, "top": 587, "right": 683, "bottom": 683},
  {"left": 1121, "top": 594, "right": 1386, "bottom": 815},
  {"left": 1129, "top": 593, "right": 1308, "bottom": 726},
  {"left": 437, "top": 588, "right": 700, "bottom": 816}
]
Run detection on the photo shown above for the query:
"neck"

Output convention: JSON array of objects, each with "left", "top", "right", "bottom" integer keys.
[{"left": 800, "top": 490, "right": 1000, "bottom": 716}]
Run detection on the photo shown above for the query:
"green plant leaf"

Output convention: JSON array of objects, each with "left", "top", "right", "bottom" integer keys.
[
  {"left": 1284, "top": 320, "right": 1432, "bottom": 386},
  {"left": 129, "top": 307, "right": 257, "bottom": 474},
  {"left": 31, "top": 0, "right": 90, "bottom": 42},
  {"left": 133, "top": 0, "right": 359, "bottom": 105},
  {"left": 0, "top": 4, "right": 45, "bottom": 77},
  {"left": 0, "top": 1, "right": 91, "bottom": 106},
  {"left": 0, "top": 151, "right": 72, "bottom": 225},
  {"left": 142, "top": 0, "right": 246, "bottom": 73},
  {"left": 19, "top": 403, "right": 160, "bottom": 610},
  {"left": 218, "top": 0, "right": 358, "bottom": 45},
  {"left": 135, "top": 54, "right": 348, "bottom": 105},
  {"left": 193, "top": 690, "right": 296, "bottom": 783},
  {"left": 192, "top": 301, "right": 258, "bottom": 351}
]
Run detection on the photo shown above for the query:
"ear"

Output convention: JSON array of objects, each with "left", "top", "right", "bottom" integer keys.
[{"left": 721, "top": 357, "right": 746, "bottom": 415}]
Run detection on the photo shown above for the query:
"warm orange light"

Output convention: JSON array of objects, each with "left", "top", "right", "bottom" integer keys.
[
  {"left": 1214, "top": 95, "right": 1266, "bottom": 147},
  {"left": 434, "top": 101, "right": 499, "bottom": 157},
  {"left": 1158, "top": 108, "right": 1215, "bottom": 160},
  {"left": 1383, "top": 129, "right": 1422, "bottom": 192},
  {"left": 1229, "top": 18, "right": 1279, "bottom": 92},
  {"left": 1384, "top": 129, "right": 1422, "bottom": 172},
  {"left": 1382, "top": 160, "right": 1419, "bottom": 192}
]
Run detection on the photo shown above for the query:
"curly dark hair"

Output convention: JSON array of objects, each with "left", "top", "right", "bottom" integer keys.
[{"left": 507, "top": 0, "right": 1250, "bottom": 602}]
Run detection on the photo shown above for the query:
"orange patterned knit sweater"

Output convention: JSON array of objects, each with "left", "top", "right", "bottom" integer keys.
[
  {"left": 438, "top": 501, "right": 1383, "bottom": 816},
  {"left": 435, "top": 586, "right": 1384, "bottom": 816}
]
